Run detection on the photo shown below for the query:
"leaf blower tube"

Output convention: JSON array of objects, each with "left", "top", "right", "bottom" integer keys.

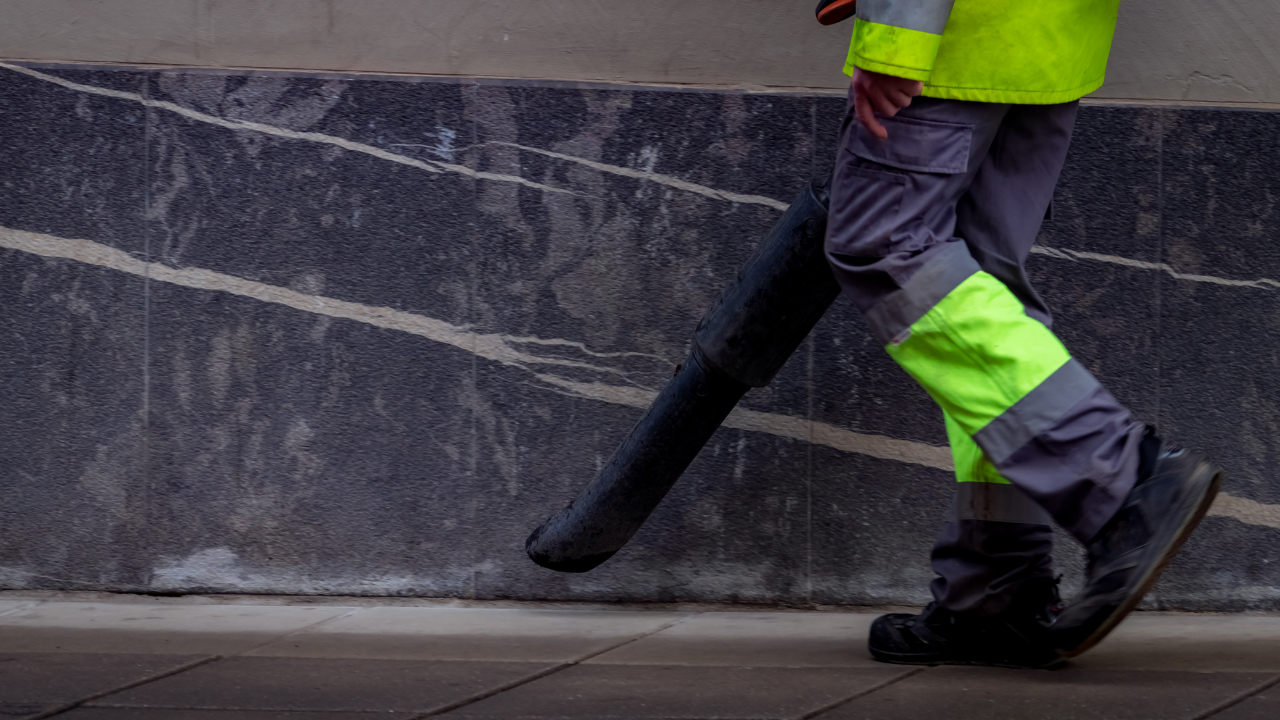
[{"left": 525, "top": 176, "right": 839, "bottom": 572}]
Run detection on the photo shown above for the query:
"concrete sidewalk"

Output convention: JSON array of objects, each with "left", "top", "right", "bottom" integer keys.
[{"left": 1, "top": 593, "right": 1278, "bottom": 719}]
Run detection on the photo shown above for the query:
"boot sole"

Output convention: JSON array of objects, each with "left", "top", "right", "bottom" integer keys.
[
  {"left": 870, "top": 647, "right": 1065, "bottom": 670},
  {"left": 1058, "top": 461, "right": 1223, "bottom": 659}
]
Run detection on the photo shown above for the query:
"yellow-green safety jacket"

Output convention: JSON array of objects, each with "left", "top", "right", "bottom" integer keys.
[{"left": 843, "top": 0, "right": 1122, "bottom": 104}]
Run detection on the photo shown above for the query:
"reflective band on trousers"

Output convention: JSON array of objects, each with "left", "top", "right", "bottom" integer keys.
[
  {"left": 865, "top": 242, "right": 977, "bottom": 346},
  {"left": 946, "top": 412, "right": 1051, "bottom": 524},
  {"left": 953, "top": 480, "right": 1051, "bottom": 525},
  {"left": 973, "top": 358, "right": 1099, "bottom": 465},
  {"left": 884, "top": 263, "right": 1097, "bottom": 463}
]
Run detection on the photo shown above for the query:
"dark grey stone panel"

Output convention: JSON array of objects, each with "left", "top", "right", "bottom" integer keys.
[
  {"left": 810, "top": 298, "right": 947, "bottom": 449},
  {"left": 613, "top": 421, "right": 813, "bottom": 603},
  {"left": 814, "top": 95, "right": 848, "bottom": 180},
  {"left": 471, "top": 385, "right": 814, "bottom": 604},
  {"left": 1024, "top": 107, "right": 1169, "bottom": 598},
  {"left": 2, "top": 60, "right": 1280, "bottom": 609},
  {"left": 0, "top": 67, "right": 147, "bottom": 252},
  {"left": 1033, "top": 106, "right": 1163, "bottom": 422},
  {"left": 144, "top": 280, "right": 480, "bottom": 596},
  {"left": 1158, "top": 109, "right": 1280, "bottom": 502},
  {"left": 144, "top": 71, "right": 476, "bottom": 327},
  {"left": 0, "top": 66, "right": 151, "bottom": 592},
  {"left": 809, "top": 447, "right": 951, "bottom": 606},
  {"left": 462, "top": 85, "right": 822, "bottom": 603},
  {"left": 140, "top": 70, "right": 483, "bottom": 596},
  {"left": 462, "top": 83, "right": 819, "bottom": 373},
  {"left": 801, "top": 146, "right": 959, "bottom": 601},
  {"left": 0, "top": 253, "right": 149, "bottom": 591},
  {"left": 1152, "top": 108, "right": 1280, "bottom": 610},
  {"left": 467, "top": 363, "right": 648, "bottom": 601}
]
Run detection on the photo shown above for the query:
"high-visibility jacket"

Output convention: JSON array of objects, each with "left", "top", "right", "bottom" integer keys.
[{"left": 843, "top": 0, "right": 1122, "bottom": 104}]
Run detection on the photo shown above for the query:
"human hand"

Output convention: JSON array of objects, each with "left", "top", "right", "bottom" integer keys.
[{"left": 853, "top": 68, "right": 924, "bottom": 140}]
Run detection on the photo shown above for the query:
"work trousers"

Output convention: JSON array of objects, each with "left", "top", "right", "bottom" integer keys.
[{"left": 824, "top": 89, "right": 1148, "bottom": 616}]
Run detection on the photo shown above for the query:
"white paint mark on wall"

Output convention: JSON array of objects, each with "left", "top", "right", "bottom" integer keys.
[
  {"left": 431, "top": 126, "right": 457, "bottom": 161},
  {"left": 151, "top": 547, "right": 474, "bottom": 594},
  {"left": 150, "top": 547, "right": 247, "bottom": 588},
  {"left": 2, "top": 224, "right": 1274, "bottom": 531}
]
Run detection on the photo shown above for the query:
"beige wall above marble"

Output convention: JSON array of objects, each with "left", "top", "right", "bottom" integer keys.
[{"left": 1, "top": 0, "right": 1277, "bottom": 104}]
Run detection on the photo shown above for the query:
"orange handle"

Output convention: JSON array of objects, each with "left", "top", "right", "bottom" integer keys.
[{"left": 815, "top": 0, "right": 857, "bottom": 26}]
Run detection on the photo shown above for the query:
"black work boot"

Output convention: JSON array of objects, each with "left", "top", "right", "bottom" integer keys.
[
  {"left": 868, "top": 577, "right": 1064, "bottom": 669},
  {"left": 1052, "top": 430, "right": 1222, "bottom": 658}
]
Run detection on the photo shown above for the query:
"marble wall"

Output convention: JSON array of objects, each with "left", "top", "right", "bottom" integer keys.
[{"left": 2, "top": 63, "right": 1279, "bottom": 610}]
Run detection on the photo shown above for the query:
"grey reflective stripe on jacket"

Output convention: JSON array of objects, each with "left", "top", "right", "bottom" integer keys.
[{"left": 856, "top": 0, "right": 958, "bottom": 35}]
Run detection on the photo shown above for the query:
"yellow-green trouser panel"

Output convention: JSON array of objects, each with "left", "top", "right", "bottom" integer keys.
[
  {"left": 824, "top": 91, "right": 1146, "bottom": 612},
  {"left": 843, "top": 0, "right": 1122, "bottom": 104},
  {"left": 886, "top": 268, "right": 1099, "bottom": 464}
]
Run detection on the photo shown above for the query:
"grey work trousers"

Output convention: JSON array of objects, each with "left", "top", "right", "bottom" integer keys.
[{"left": 824, "top": 89, "right": 1147, "bottom": 615}]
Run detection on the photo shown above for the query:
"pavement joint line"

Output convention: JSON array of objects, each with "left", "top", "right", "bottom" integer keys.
[
  {"left": 1189, "top": 671, "right": 1280, "bottom": 720},
  {"left": 25, "top": 654, "right": 223, "bottom": 720},
  {"left": 233, "top": 605, "right": 364, "bottom": 656},
  {"left": 792, "top": 666, "right": 928, "bottom": 720},
  {"left": 404, "top": 612, "right": 699, "bottom": 719}
]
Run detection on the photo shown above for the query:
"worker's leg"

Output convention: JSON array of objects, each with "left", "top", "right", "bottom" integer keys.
[
  {"left": 952, "top": 100, "right": 1147, "bottom": 541},
  {"left": 831, "top": 91, "right": 1130, "bottom": 667},
  {"left": 929, "top": 101, "right": 1082, "bottom": 616},
  {"left": 826, "top": 91, "right": 1145, "bottom": 546},
  {"left": 837, "top": 91, "right": 1220, "bottom": 664},
  {"left": 930, "top": 412, "right": 1055, "bottom": 615}
]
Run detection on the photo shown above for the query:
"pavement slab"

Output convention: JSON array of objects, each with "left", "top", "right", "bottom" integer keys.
[
  {"left": 443, "top": 664, "right": 911, "bottom": 719},
  {"left": 825, "top": 665, "right": 1273, "bottom": 720},
  {"left": 246, "top": 607, "right": 687, "bottom": 662},
  {"left": 2, "top": 598, "right": 1280, "bottom": 718},
  {"left": 0, "top": 653, "right": 208, "bottom": 719},
  {"left": 62, "top": 710, "right": 417, "bottom": 719},
  {"left": 0, "top": 602, "right": 355, "bottom": 654},
  {"left": 1074, "top": 614, "right": 1280, "bottom": 672},
  {"left": 585, "top": 611, "right": 880, "bottom": 668},
  {"left": 1213, "top": 683, "right": 1280, "bottom": 720},
  {"left": 93, "top": 656, "right": 553, "bottom": 713}
]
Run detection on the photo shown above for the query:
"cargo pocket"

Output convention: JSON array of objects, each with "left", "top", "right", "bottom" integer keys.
[
  {"left": 828, "top": 113, "right": 974, "bottom": 257},
  {"left": 827, "top": 158, "right": 907, "bottom": 258},
  {"left": 853, "top": 114, "right": 973, "bottom": 174}
]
